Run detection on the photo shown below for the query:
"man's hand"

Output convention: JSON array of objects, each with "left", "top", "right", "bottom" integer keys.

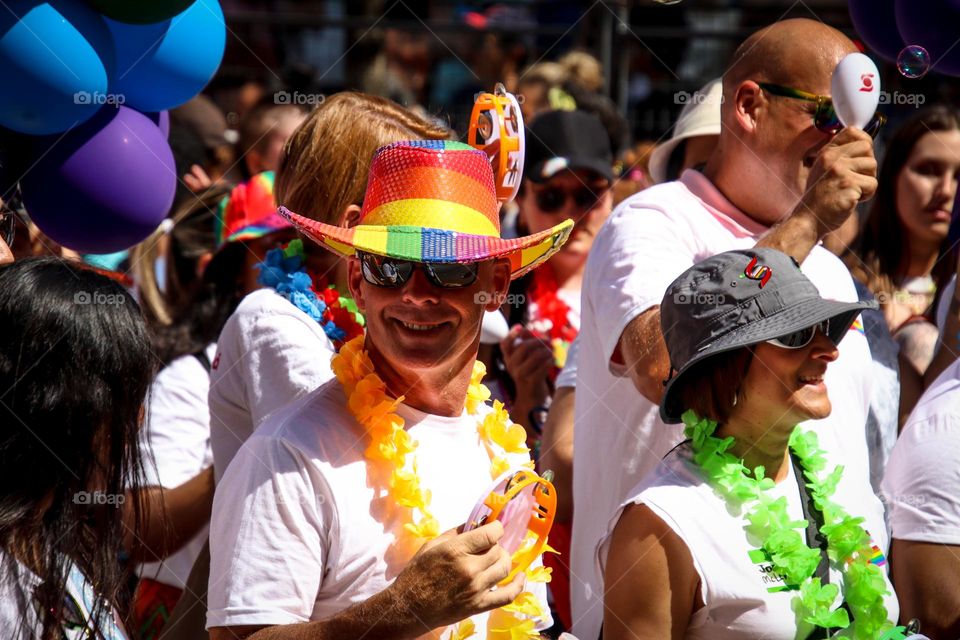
[
  {"left": 388, "top": 521, "right": 526, "bottom": 632},
  {"left": 794, "top": 127, "right": 877, "bottom": 237}
]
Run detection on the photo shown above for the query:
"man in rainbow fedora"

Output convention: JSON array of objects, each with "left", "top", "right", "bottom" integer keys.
[{"left": 208, "top": 140, "right": 570, "bottom": 639}]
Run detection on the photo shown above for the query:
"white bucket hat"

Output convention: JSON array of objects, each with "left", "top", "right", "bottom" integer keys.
[{"left": 648, "top": 78, "right": 723, "bottom": 184}]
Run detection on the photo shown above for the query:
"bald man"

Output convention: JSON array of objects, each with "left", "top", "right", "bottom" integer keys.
[{"left": 570, "top": 19, "right": 881, "bottom": 638}]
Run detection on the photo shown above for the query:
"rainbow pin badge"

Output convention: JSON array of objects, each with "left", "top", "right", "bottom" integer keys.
[{"left": 740, "top": 256, "right": 772, "bottom": 288}]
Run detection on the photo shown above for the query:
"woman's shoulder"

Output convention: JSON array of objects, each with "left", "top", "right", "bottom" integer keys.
[{"left": 621, "top": 443, "right": 704, "bottom": 506}]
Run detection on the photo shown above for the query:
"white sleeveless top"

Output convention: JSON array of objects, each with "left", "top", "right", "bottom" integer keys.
[{"left": 603, "top": 443, "right": 898, "bottom": 639}]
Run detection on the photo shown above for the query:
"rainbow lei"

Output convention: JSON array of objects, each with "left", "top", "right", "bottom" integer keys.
[
  {"left": 331, "top": 336, "right": 552, "bottom": 639},
  {"left": 681, "top": 410, "right": 897, "bottom": 639},
  {"left": 257, "top": 239, "right": 365, "bottom": 348},
  {"left": 527, "top": 264, "right": 577, "bottom": 370}
]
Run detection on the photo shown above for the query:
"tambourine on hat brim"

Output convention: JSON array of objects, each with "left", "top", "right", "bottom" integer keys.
[{"left": 277, "top": 206, "right": 573, "bottom": 280}]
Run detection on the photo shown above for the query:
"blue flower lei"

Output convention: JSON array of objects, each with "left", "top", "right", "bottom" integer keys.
[{"left": 256, "top": 239, "right": 362, "bottom": 343}]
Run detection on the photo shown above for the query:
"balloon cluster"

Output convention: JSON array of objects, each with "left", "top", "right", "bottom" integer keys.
[
  {"left": 0, "top": 0, "right": 225, "bottom": 254},
  {"left": 849, "top": 0, "right": 960, "bottom": 78}
]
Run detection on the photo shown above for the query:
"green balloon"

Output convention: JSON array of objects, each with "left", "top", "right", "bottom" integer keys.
[{"left": 89, "top": 0, "right": 196, "bottom": 24}]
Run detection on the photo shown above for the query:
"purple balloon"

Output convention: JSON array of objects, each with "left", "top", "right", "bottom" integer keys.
[
  {"left": 144, "top": 110, "right": 170, "bottom": 137},
  {"left": 849, "top": 0, "right": 903, "bottom": 62},
  {"left": 20, "top": 106, "right": 175, "bottom": 253},
  {"left": 896, "top": 0, "right": 960, "bottom": 76}
]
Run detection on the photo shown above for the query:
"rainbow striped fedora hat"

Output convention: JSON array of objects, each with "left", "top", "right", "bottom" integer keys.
[{"left": 277, "top": 140, "right": 572, "bottom": 279}]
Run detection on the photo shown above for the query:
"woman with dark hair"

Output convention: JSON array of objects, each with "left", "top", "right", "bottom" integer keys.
[
  {"left": 845, "top": 105, "right": 960, "bottom": 381},
  {"left": 603, "top": 249, "right": 902, "bottom": 639},
  {"left": 0, "top": 257, "right": 154, "bottom": 639}
]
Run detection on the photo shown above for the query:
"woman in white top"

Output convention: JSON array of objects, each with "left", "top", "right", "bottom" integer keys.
[
  {"left": 843, "top": 106, "right": 960, "bottom": 421},
  {"left": 603, "top": 248, "right": 903, "bottom": 640}
]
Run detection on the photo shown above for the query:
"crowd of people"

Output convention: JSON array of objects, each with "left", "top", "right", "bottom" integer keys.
[{"left": 1, "top": 14, "right": 959, "bottom": 640}]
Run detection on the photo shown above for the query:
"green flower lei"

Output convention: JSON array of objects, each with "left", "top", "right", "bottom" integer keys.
[{"left": 681, "top": 410, "right": 901, "bottom": 639}]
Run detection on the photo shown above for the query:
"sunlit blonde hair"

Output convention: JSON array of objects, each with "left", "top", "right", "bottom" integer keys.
[{"left": 275, "top": 92, "right": 451, "bottom": 225}]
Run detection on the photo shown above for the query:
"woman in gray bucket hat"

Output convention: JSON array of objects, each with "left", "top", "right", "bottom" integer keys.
[{"left": 601, "top": 248, "right": 912, "bottom": 639}]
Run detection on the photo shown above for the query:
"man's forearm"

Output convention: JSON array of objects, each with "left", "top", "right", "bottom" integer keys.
[
  {"left": 221, "top": 587, "right": 432, "bottom": 640},
  {"left": 621, "top": 308, "right": 672, "bottom": 404},
  {"left": 755, "top": 211, "right": 821, "bottom": 264}
]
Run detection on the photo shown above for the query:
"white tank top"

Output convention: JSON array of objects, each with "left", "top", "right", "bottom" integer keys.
[{"left": 608, "top": 443, "right": 899, "bottom": 639}]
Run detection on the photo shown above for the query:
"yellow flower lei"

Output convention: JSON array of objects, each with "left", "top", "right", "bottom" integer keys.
[{"left": 331, "top": 336, "right": 552, "bottom": 639}]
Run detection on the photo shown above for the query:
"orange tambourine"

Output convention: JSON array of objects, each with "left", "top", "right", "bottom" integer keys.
[
  {"left": 464, "top": 467, "right": 556, "bottom": 585},
  {"left": 468, "top": 83, "right": 525, "bottom": 204}
]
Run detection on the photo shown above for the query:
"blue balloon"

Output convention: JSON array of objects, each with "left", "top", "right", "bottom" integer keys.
[
  {"left": 107, "top": 0, "right": 225, "bottom": 113},
  {"left": 0, "top": 0, "right": 113, "bottom": 134}
]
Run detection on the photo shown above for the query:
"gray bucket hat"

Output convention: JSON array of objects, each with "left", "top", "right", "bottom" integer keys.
[{"left": 659, "top": 248, "right": 877, "bottom": 424}]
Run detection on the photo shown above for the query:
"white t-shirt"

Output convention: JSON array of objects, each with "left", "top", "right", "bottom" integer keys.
[
  {"left": 570, "top": 170, "right": 875, "bottom": 639},
  {"left": 604, "top": 443, "right": 897, "bottom": 639},
  {"left": 209, "top": 288, "right": 336, "bottom": 484},
  {"left": 139, "top": 343, "right": 216, "bottom": 589},
  {"left": 883, "top": 358, "right": 960, "bottom": 544},
  {"left": 207, "top": 378, "right": 552, "bottom": 636}
]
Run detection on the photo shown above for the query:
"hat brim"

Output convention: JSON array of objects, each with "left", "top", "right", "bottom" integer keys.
[
  {"left": 277, "top": 206, "right": 573, "bottom": 280},
  {"left": 526, "top": 157, "right": 614, "bottom": 184},
  {"left": 648, "top": 124, "right": 721, "bottom": 185},
  {"left": 659, "top": 296, "right": 876, "bottom": 424}
]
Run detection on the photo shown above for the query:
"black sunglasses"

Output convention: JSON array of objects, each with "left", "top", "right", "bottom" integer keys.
[
  {"left": 358, "top": 252, "right": 479, "bottom": 289},
  {"left": 758, "top": 82, "right": 886, "bottom": 139},
  {"left": 766, "top": 319, "right": 831, "bottom": 350},
  {"left": 533, "top": 185, "right": 606, "bottom": 213}
]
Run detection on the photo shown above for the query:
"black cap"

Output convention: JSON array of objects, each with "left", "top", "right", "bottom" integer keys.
[
  {"left": 658, "top": 248, "right": 877, "bottom": 424},
  {"left": 523, "top": 110, "right": 613, "bottom": 183}
]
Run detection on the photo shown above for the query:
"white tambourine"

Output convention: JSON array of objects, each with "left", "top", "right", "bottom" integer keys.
[{"left": 831, "top": 52, "right": 881, "bottom": 130}]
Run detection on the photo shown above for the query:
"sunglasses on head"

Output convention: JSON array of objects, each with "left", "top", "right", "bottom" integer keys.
[
  {"left": 758, "top": 82, "right": 886, "bottom": 139},
  {"left": 766, "top": 319, "right": 831, "bottom": 350},
  {"left": 358, "top": 251, "right": 479, "bottom": 289},
  {"left": 533, "top": 184, "right": 607, "bottom": 214}
]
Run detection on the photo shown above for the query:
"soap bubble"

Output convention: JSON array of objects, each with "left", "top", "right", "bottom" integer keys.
[{"left": 898, "top": 45, "right": 931, "bottom": 79}]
